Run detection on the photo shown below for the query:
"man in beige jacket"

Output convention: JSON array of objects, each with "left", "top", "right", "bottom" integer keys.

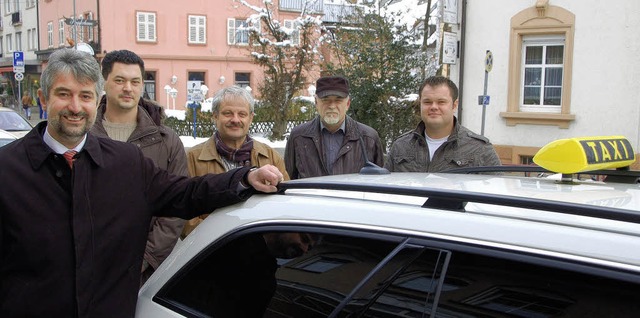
[{"left": 182, "top": 85, "right": 289, "bottom": 237}]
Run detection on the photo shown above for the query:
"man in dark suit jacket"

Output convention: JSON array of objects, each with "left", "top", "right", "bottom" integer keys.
[{"left": 0, "top": 48, "right": 284, "bottom": 318}]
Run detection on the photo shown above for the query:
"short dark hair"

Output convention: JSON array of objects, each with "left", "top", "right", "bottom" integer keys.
[
  {"left": 101, "top": 50, "right": 145, "bottom": 80},
  {"left": 418, "top": 76, "right": 458, "bottom": 102}
]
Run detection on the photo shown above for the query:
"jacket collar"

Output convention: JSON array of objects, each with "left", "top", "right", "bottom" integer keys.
[
  {"left": 300, "top": 116, "right": 362, "bottom": 141},
  {"left": 93, "top": 97, "right": 160, "bottom": 140},
  {"left": 414, "top": 117, "right": 461, "bottom": 142},
  {"left": 26, "top": 122, "right": 105, "bottom": 170}
]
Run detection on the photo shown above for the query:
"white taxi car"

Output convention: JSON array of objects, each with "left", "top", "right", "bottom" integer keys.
[{"left": 137, "top": 136, "right": 640, "bottom": 317}]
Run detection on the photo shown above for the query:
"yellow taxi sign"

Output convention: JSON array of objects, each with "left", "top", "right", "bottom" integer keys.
[{"left": 533, "top": 136, "right": 636, "bottom": 174}]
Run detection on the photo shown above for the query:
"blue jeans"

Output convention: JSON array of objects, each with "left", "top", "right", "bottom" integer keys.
[{"left": 23, "top": 106, "right": 31, "bottom": 118}]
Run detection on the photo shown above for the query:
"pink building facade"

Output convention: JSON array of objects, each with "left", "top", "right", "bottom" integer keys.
[{"left": 37, "top": 0, "right": 314, "bottom": 110}]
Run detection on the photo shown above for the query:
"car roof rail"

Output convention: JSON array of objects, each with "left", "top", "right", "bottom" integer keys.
[
  {"left": 278, "top": 180, "right": 640, "bottom": 224},
  {"left": 443, "top": 165, "right": 640, "bottom": 184}
]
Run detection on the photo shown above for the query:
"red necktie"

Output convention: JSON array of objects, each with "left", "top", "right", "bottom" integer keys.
[{"left": 63, "top": 150, "right": 77, "bottom": 168}]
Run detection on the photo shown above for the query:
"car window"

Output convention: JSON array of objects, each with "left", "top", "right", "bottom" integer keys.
[
  {"left": 0, "top": 112, "right": 31, "bottom": 131},
  {"left": 156, "top": 228, "right": 640, "bottom": 318}
]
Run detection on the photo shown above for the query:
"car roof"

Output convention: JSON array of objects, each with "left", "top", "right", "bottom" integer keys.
[{"left": 176, "top": 172, "right": 640, "bottom": 277}]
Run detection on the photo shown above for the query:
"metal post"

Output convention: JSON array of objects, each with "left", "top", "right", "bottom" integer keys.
[
  {"left": 73, "top": 0, "right": 77, "bottom": 49},
  {"left": 188, "top": 102, "right": 198, "bottom": 139},
  {"left": 481, "top": 70, "right": 488, "bottom": 136},
  {"left": 17, "top": 83, "right": 21, "bottom": 112},
  {"left": 480, "top": 50, "right": 493, "bottom": 136}
]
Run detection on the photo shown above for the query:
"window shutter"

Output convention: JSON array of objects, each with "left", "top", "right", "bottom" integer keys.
[
  {"left": 189, "top": 16, "right": 197, "bottom": 43},
  {"left": 227, "top": 18, "right": 235, "bottom": 45},
  {"left": 137, "top": 13, "right": 146, "bottom": 40},
  {"left": 147, "top": 14, "right": 156, "bottom": 41},
  {"left": 198, "top": 16, "right": 206, "bottom": 43}
]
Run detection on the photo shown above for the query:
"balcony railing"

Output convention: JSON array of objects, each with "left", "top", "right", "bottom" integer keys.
[
  {"left": 11, "top": 12, "right": 21, "bottom": 25},
  {"left": 279, "top": 0, "right": 323, "bottom": 13}
]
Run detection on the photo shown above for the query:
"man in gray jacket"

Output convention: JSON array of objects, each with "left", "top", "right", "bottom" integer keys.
[
  {"left": 385, "top": 76, "right": 500, "bottom": 172},
  {"left": 90, "top": 50, "right": 186, "bottom": 285},
  {"left": 285, "top": 76, "right": 384, "bottom": 179}
]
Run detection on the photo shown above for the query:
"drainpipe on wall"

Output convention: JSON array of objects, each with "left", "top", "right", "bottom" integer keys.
[{"left": 457, "top": 0, "right": 468, "bottom": 125}]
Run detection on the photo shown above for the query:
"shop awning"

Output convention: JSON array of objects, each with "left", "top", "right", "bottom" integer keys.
[{"left": 0, "top": 66, "right": 14, "bottom": 73}]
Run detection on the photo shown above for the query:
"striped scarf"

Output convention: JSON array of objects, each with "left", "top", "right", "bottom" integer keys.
[{"left": 214, "top": 132, "right": 253, "bottom": 167}]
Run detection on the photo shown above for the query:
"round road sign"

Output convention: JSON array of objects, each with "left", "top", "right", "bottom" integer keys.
[
  {"left": 485, "top": 51, "right": 493, "bottom": 73},
  {"left": 14, "top": 72, "right": 24, "bottom": 81}
]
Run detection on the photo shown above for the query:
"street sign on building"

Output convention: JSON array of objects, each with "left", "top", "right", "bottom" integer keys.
[
  {"left": 13, "top": 51, "right": 24, "bottom": 73},
  {"left": 442, "top": 32, "right": 457, "bottom": 64}
]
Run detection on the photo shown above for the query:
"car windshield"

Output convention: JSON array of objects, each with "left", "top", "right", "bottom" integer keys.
[{"left": 0, "top": 111, "right": 32, "bottom": 131}]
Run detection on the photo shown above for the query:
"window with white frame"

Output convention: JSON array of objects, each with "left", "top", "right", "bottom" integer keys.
[
  {"left": 58, "top": 19, "right": 65, "bottom": 46},
  {"left": 48, "top": 21, "right": 54, "bottom": 48},
  {"left": 188, "top": 15, "right": 206, "bottom": 44},
  {"left": 0, "top": 37, "right": 3, "bottom": 55},
  {"left": 227, "top": 18, "right": 257, "bottom": 45},
  {"left": 26, "top": 0, "right": 35, "bottom": 8},
  {"left": 27, "top": 29, "right": 32, "bottom": 50},
  {"left": 137, "top": 12, "right": 156, "bottom": 42},
  {"left": 13, "top": 0, "right": 19, "bottom": 11},
  {"left": 7, "top": 34, "right": 12, "bottom": 52},
  {"left": 15, "top": 32, "right": 21, "bottom": 51},
  {"left": 234, "top": 72, "right": 250, "bottom": 88},
  {"left": 284, "top": 19, "right": 300, "bottom": 45},
  {"left": 520, "top": 35, "right": 564, "bottom": 113},
  {"left": 4, "top": 0, "right": 10, "bottom": 14},
  {"left": 30, "top": 28, "right": 36, "bottom": 50}
]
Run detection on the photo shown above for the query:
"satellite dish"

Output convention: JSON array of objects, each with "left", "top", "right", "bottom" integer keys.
[{"left": 75, "top": 42, "right": 95, "bottom": 56}]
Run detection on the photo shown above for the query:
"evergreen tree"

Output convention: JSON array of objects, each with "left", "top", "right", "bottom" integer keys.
[{"left": 325, "top": 5, "right": 427, "bottom": 149}]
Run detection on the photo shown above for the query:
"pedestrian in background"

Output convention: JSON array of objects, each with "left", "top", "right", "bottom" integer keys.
[
  {"left": 21, "top": 92, "right": 32, "bottom": 119},
  {"left": 385, "top": 76, "right": 501, "bottom": 172},
  {"left": 0, "top": 48, "right": 284, "bottom": 318},
  {"left": 181, "top": 85, "right": 289, "bottom": 238},
  {"left": 285, "top": 76, "right": 384, "bottom": 179},
  {"left": 37, "top": 95, "right": 46, "bottom": 119},
  {"left": 90, "top": 49, "right": 187, "bottom": 286}
]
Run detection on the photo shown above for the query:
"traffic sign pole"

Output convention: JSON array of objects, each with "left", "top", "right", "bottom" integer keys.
[{"left": 480, "top": 50, "right": 493, "bottom": 136}]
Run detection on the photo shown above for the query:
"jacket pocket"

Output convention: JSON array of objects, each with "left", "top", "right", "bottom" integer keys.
[{"left": 449, "top": 158, "right": 473, "bottom": 167}]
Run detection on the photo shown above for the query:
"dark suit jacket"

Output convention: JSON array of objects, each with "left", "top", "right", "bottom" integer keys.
[{"left": 0, "top": 122, "right": 252, "bottom": 318}]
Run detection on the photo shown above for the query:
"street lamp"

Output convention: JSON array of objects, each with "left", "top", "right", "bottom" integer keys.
[
  {"left": 164, "top": 85, "right": 172, "bottom": 108},
  {"left": 200, "top": 84, "right": 209, "bottom": 98},
  {"left": 169, "top": 88, "right": 178, "bottom": 110}
]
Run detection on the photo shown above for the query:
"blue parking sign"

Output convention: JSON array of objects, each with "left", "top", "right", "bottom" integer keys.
[
  {"left": 13, "top": 51, "right": 24, "bottom": 67},
  {"left": 13, "top": 51, "right": 24, "bottom": 73}
]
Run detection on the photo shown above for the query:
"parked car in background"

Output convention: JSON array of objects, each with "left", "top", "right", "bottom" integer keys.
[
  {"left": 0, "top": 107, "right": 33, "bottom": 138},
  {"left": 0, "top": 129, "right": 17, "bottom": 148},
  {"left": 137, "top": 136, "right": 640, "bottom": 317}
]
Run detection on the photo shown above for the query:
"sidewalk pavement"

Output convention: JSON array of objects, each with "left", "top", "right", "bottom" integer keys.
[{"left": 26, "top": 106, "right": 47, "bottom": 127}]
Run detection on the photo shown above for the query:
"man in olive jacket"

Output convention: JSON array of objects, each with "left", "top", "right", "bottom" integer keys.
[
  {"left": 90, "top": 50, "right": 187, "bottom": 285},
  {"left": 285, "top": 76, "right": 384, "bottom": 179},
  {"left": 0, "top": 49, "right": 284, "bottom": 318},
  {"left": 385, "top": 76, "right": 500, "bottom": 172}
]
